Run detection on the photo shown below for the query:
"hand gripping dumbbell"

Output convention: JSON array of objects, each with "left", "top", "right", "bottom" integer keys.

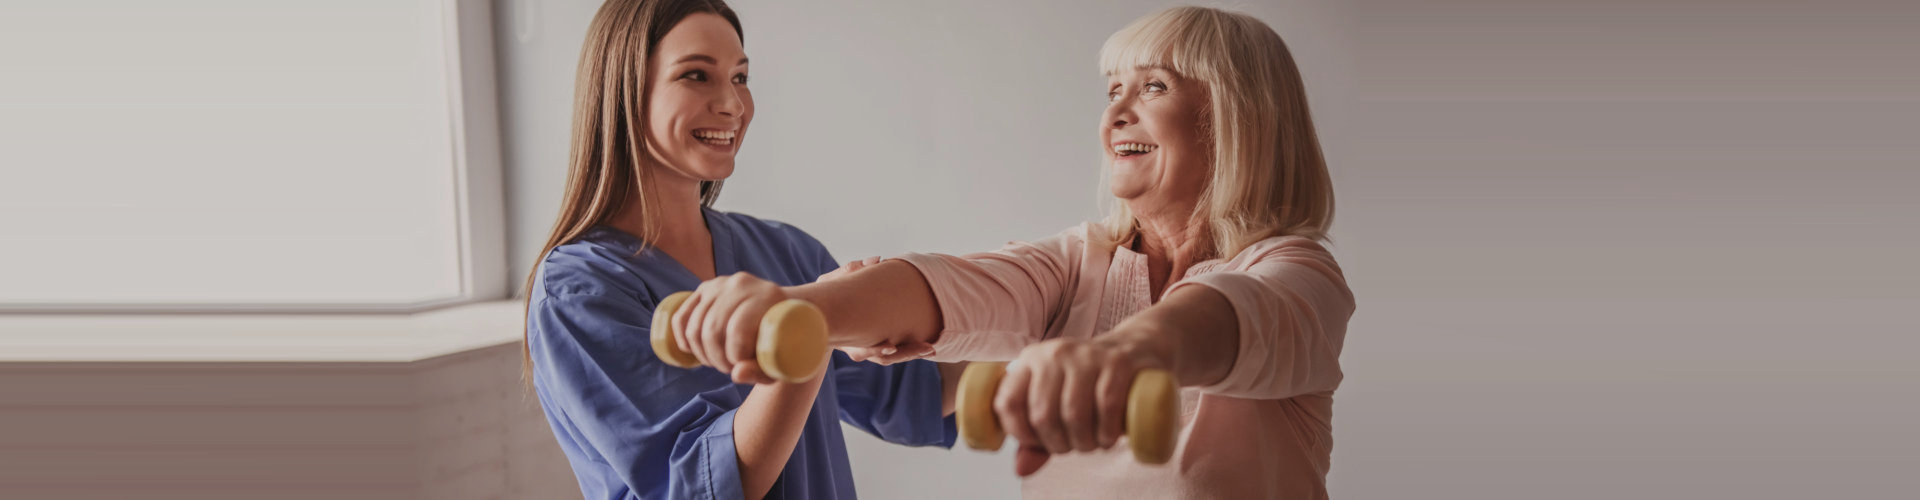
[
  {"left": 954, "top": 361, "right": 1181, "bottom": 464},
  {"left": 649, "top": 291, "right": 830, "bottom": 383}
]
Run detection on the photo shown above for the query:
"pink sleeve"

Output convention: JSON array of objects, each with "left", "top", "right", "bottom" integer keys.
[
  {"left": 1164, "top": 237, "right": 1355, "bottom": 399},
  {"left": 889, "top": 228, "right": 1086, "bottom": 362}
]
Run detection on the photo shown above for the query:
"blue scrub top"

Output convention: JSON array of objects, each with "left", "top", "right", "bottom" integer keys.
[{"left": 527, "top": 207, "right": 956, "bottom": 500}]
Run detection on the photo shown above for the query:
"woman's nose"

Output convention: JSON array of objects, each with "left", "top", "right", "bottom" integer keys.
[
  {"left": 713, "top": 87, "right": 744, "bottom": 117},
  {"left": 1104, "top": 101, "right": 1135, "bottom": 129}
]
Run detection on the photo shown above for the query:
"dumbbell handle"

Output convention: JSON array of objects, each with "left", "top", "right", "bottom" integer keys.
[
  {"left": 649, "top": 291, "right": 831, "bottom": 383},
  {"left": 954, "top": 362, "right": 1180, "bottom": 464}
]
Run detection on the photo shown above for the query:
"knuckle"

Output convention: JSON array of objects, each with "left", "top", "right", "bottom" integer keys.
[
  {"left": 994, "top": 393, "right": 1019, "bottom": 414},
  {"left": 1060, "top": 406, "right": 1087, "bottom": 425},
  {"left": 1031, "top": 403, "right": 1058, "bottom": 424}
]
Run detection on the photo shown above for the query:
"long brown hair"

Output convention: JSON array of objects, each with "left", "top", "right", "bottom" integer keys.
[{"left": 523, "top": 0, "right": 742, "bottom": 381}]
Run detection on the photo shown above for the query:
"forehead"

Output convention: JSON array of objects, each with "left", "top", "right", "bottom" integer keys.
[
  {"left": 655, "top": 13, "right": 744, "bottom": 61},
  {"left": 1107, "top": 65, "right": 1179, "bottom": 81}
]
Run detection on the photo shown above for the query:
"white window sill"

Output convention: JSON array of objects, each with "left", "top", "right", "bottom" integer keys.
[{"left": 0, "top": 300, "right": 526, "bottom": 363}]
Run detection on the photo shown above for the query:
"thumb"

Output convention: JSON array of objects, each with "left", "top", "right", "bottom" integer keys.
[{"left": 1015, "top": 445, "right": 1052, "bottom": 477}]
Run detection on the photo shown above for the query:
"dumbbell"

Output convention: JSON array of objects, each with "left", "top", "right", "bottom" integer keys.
[
  {"left": 649, "top": 291, "right": 831, "bottom": 383},
  {"left": 955, "top": 361, "right": 1181, "bottom": 464}
]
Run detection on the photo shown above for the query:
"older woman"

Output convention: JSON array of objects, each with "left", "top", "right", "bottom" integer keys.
[{"left": 668, "top": 6, "right": 1352, "bottom": 498}]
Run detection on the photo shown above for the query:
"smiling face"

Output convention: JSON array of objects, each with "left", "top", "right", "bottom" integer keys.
[
  {"left": 643, "top": 12, "right": 752, "bottom": 187},
  {"left": 1102, "top": 67, "right": 1212, "bottom": 219}
]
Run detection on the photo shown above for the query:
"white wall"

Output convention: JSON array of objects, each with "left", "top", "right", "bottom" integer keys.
[{"left": 492, "top": 0, "right": 1917, "bottom": 498}]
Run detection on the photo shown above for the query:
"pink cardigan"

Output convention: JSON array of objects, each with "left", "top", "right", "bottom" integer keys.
[{"left": 895, "top": 223, "right": 1355, "bottom": 499}]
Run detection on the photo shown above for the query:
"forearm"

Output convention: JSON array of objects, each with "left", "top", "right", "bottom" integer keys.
[
  {"left": 733, "top": 373, "right": 826, "bottom": 499},
  {"left": 1107, "top": 285, "right": 1239, "bottom": 387},
  {"left": 786, "top": 260, "right": 943, "bottom": 349}
]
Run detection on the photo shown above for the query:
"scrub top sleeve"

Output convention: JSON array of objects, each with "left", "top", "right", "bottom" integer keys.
[
  {"left": 529, "top": 292, "right": 747, "bottom": 500},
  {"left": 828, "top": 351, "right": 959, "bottom": 448}
]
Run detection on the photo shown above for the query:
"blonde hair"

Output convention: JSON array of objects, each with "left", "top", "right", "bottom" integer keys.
[
  {"left": 522, "top": 0, "right": 741, "bottom": 381},
  {"left": 1097, "top": 6, "right": 1334, "bottom": 257}
]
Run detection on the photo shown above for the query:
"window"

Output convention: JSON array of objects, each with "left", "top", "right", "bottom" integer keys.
[{"left": 0, "top": 0, "right": 504, "bottom": 313}]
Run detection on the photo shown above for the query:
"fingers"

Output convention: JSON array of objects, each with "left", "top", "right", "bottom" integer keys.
[
  {"left": 724, "top": 294, "right": 776, "bottom": 381},
  {"left": 995, "top": 361, "right": 1042, "bottom": 460},
  {"left": 1014, "top": 445, "right": 1052, "bottom": 477},
  {"left": 730, "top": 361, "right": 772, "bottom": 385},
  {"left": 870, "top": 341, "right": 935, "bottom": 365},
  {"left": 838, "top": 341, "right": 934, "bottom": 366},
  {"left": 697, "top": 278, "right": 744, "bottom": 374},
  {"left": 838, "top": 345, "right": 885, "bottom": 362},
  {"left": 1061, "top": 365, "right": 1100, "bottom": 452},
  {"left": 820, "top": 256, "right": 883, "bottom": 282},
  {"left": 1002, "top": 340, "right": 1136, "bottom": 460},
  {"left": 672, "top": 283, "right": 709, "bottom": 366},
  {"left": 845, "top": 256, "right": 881, "bottom": 273},
  {"left": 1095, "top": 358, "right": 1132, "bottom": 448},
  {"left": 670, "top": 273, "right": 783, "bottom": 380},
  {"left": 1025, "top": 360, "right": 1072, "bottom": 455}
]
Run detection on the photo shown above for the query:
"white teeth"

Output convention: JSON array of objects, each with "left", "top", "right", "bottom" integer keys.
[
  {"left": 1112, "top": 143, "right": 1156, "bottom": 154},
  {"left": 694, "top": 130, "right": 736, "bottom": 140}
]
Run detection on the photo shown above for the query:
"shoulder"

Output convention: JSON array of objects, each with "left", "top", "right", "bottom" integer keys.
[
  {"left": 997, "top": 223, "right": 1096, "bottom": 253},
  {"left": 527, "top": 241, "right": 657, "bottom": 340},
  {"left": 713, "top": 210, "right": 828, "bottom": 252},
  {"left": 1224, "top": 235, "right": 1343, "bottom": 272},
  {"left": 533, "top": 229, "right": 652, "bottom": 300},
  {"left": 711, "top": 210, "right": 836, "bottom": 275}
]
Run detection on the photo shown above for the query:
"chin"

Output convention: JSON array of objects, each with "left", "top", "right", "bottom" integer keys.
[
  {"left": 700, "top": 168, "right": 736, "bottom": 182},
  {"left": 684, "top": 160, "right": 735, "bottom": 181},
  {"left": 1109, "top": 176, "right": 1149, "bottom": 200}
]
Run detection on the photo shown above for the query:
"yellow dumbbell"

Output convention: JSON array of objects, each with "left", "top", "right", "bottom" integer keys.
[
  {"left": 649, "top": 291, "right": 830, "bottom": 383},
  {"left": 954, "top": 361, "right": 1180, "bottom": 464}
]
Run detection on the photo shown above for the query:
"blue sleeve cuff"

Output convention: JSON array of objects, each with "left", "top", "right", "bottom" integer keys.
[
  {"left": 937, "top": 413, "right": 959, "bottom": 449},
  {"left": 912, "top": 360, "right": 960, "bottom": 449},
  {"left": 691, "top": 409, "right": 744, "bottom": 500}
]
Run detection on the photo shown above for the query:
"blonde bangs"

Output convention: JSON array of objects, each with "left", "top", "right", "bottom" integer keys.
[{"left": 1098, "top": 7, "right": 1227, "bottom": 83}]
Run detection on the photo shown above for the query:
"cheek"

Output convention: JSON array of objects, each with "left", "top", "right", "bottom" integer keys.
[
  {"left": 647, "top": 88, "right": 693, "bottom": 136},
  {"left": 1152, "top": 120, "right": 1210, "bottom": 190}
]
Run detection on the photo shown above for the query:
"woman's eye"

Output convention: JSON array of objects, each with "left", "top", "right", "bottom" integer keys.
[
  {"left": 1107, "top": 91, "right": 1119, "bottom": 102},
  {"left": 679, "top": 70, "right": 707, "bottom": 82},
  {"left": 732, "top": 73, "right": 749, "bottom": 84},
  {"left": 1145, "top": 81, "right": 1167, "bottom": 93}
]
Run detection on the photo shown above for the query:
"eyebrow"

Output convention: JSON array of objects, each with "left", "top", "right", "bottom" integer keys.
[{"left": 672, "top": 54, "right": 750, "bottom": 66}]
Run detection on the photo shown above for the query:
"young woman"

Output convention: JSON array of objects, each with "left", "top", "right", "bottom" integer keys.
[{"left": 521, "top": 1, "right": 958, "bottom": 498}]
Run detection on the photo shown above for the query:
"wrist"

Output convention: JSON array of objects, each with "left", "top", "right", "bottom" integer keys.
[{"left": 1104, "top": 317, "right": 1182, "bottom": 378}]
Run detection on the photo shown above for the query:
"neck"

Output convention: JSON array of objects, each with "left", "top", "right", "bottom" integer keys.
[
  {"left": 608, "top": 172, "right": 717, "bottom": 278},
  {"left": 1131, "top": 205, "right": 1211, "bottom": 300}
]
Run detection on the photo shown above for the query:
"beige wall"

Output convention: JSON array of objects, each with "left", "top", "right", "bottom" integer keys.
[{"left": 1334, "top": 1, "right": 1919, "bottom": 498}]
